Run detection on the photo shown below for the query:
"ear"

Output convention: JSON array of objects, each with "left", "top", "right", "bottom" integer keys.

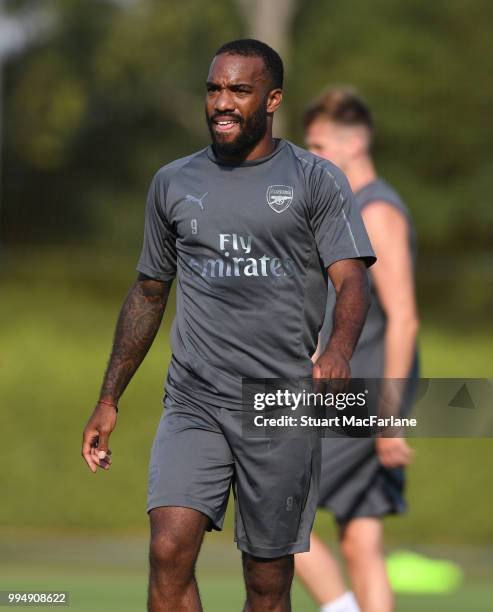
[
  {"left": 266, "top": 88, "right": 283, "bottom": 114},
  {"left": 347, "top": 131, "right": 365, "bottom": 157},
  {"left": 347, "top": 126, "right": 370, "bottom": 157}
]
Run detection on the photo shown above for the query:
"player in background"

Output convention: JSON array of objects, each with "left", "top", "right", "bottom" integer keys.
[
  {"left": 295, "top": 88, "right": 419, "bottom": 612},
  {"left": 81, "top": 43, "right": 376, "bottom": 612}
]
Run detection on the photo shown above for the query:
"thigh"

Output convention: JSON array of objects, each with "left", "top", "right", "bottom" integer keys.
[
  {"left": 148, "top": 402, "right": 234, "bottom": 531},
  {"left": 149, "top": 506, "right": 210, "bottom": 561}
]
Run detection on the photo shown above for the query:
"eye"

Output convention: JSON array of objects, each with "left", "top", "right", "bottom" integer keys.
[{"left": 231, "top": 86, "right": 251, "bottom": 95}]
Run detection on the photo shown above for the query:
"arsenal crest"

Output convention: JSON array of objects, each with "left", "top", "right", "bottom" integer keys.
[{"left": 266, "top": 185, "right": 294, "bottom": 214}]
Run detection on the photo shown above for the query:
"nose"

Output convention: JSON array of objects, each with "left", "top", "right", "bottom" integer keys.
[{"left": 215, "top": 89, "right": 235, "bottom": 113}]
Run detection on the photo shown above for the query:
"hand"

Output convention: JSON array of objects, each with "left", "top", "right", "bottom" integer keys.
[
  {"left": 376, "top": 437, "right": 414, "bottom": 468},
  {"left": 82, "top": 401, "right": 118, "bottom": 473},
  {"left": 313, "top": 349, "right": 350, "bottom": 379},
  {"left": 313, "top": 349, "right": 350, "bottom": 393}
]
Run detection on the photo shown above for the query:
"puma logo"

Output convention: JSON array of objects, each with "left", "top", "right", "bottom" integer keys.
[{"left": 184, "top": 192, "right": 208, "bottom": 211}]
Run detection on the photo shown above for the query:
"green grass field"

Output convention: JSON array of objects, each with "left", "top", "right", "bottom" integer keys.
[
  {"left": 2, "top": 569, "right": 492, "bottom": 611},
  {"left": 1, "top": 250, "right": 492, "bottom": 609},
  {"left": 1, "top": 535, "right": 492, "bottom": 611}
]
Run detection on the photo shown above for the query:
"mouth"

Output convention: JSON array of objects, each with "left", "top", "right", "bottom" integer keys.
[{"left": 212, "top": 117, "right": 241, "bottom": 133}]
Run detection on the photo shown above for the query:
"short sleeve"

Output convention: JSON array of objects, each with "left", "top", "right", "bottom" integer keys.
[
  {"left": 136, "top": 173, "right": 177, "bottom": 281},
  {"left": 309, "top": 162, "right": 376, "bottom": 269}
]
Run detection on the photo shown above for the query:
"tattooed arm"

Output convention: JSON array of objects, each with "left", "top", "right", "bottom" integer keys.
[
  {"left": 82, "top": 274, "right": 172, "bottom": 472},
  {"left": 313, "top": 259, "right": 370, "bottom": 381},
  {"left": 99, "top": 274, "right": 171, "bottom": 403}
]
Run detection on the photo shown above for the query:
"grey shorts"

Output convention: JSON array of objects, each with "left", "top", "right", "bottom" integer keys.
[
  {"left": 317, "top": 368, "right": 418, "bottom": 524},
  {"left": 147, "top": 397, "right": 320, "bottom": 558},
  {"left": 318, "top": 437, "right": 406, "bottom": 524}
]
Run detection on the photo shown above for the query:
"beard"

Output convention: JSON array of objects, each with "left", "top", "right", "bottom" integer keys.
[{"left": 206, "top": 103, "right": 268, "bottom": 159}]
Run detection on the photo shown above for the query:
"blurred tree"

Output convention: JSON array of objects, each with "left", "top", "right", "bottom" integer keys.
[
  {"left": 2, "top": 0, "right": 243, "bottom": 244},
  {"left": 0, "top": 0, "right": 55, "bottom": 230},
  {"left": 236, "top": 0, "right": 298, "bottom": 135},
  {"left": 288, "top": 0, "right": 493, "bottom": 251},
  {"left": 1, "top": 0, "right": 492, "bottom": 253}
]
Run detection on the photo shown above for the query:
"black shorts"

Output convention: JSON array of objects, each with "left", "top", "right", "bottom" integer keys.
[
  {"left": 318, "top": 436, "right": 406, "bottom": 524},
  {"left": 147, "top": 397, "right": 320, "bottom": 558},
  {"left": 317, "top": 365, "right": 418, "bottom": 524}
]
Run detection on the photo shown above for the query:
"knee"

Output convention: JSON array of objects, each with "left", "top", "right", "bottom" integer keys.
[
  {"left": 340, "top": 528, "right": 383, "bottom": 565},
  {"left": 244, "top": 554, "right": 293, "bottom": 605},
  {"left": 149, "top": 534, "right": 194, "bottom": 582}
]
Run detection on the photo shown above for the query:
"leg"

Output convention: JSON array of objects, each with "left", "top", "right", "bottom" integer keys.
[
  {"left": 295, "top": 532, "right": 347, "bottom": 605},
  {"left": 148, "top": 506, "right": 209, "bottom": 612},
  {"left": 242, "top": 552, "right": 294, "bottom": 612},
  {"left": 339, "top": 517, "right": 394, "bottom": 612},
  {"left": 146, "top": 401, "right": 234, "bottom": 610}
]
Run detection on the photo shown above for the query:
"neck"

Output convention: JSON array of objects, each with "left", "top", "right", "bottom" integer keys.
[
  {"left": 344, "top": 154, "right": 377, "bottom": 193},
  {"left": 213, "top": 128, "right": 276, "bottom": 164}
]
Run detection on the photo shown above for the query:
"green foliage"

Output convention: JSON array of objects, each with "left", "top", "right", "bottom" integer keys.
[
  {"left": 3, "top": 0, "right": 243, "bottom": 243},
  {"left": 289, "top": 0, "right": 493, "bottom": 250},
  {"left": 3, "top": 0, "right": 492, "bottom": 252}
]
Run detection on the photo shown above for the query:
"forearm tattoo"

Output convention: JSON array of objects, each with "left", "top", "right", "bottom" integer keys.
[{"left": 99, "top": 277, "right": 171, "bottom": 403}]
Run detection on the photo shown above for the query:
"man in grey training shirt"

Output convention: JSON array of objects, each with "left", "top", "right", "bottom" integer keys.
[
  {"left": 82, "top": 43, "right": 375, "bottom": 612},
  {"left": 295, "top": 88, "right": 419, "bottom": 612}
]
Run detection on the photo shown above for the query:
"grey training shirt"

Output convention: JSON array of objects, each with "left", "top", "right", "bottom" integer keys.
[
  {"left": 319, "top": 177, "right": 418, "bottom": 378},
  {"left": 137, "top": 139, "right": 375, "bottom": 409}
]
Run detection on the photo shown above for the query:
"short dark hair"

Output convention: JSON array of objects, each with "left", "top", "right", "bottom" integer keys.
[
  {"left": 304, "top": 87, "right": 373, "bottom": 133},
  {"left": 215, "top": 39, "right": 284, "bottom": 89}
]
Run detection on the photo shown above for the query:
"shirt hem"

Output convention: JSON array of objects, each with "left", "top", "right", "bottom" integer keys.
[
  {"left": 136, "top": 262, "right": 176, "bottom": 282},
  {"left": 322, "top": 250, "right": 376, "bottom": 270}
]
